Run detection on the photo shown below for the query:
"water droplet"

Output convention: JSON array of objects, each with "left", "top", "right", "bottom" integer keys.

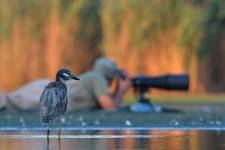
[
  {"left": 174, "top": 121, "right": 179, "bottom": 126},
  {"left": 78, "top": 116, "right": 84, "bottom": 121},
  {"left": 216, "top": 121, "right": 221, "bottom": 125},
  {"left": 170, "top": 119, "right": 179, "bottom": 126},
  {"left": 81, "top": 121, "right": 86, "bottom": 126},
  {"left": 209, "top": 121, "right": 214, "bottom": 125},
  {"left": 61, "top": 117, "right": 66, "bottom": 123},
  {"left": 125, "top": 120, "right": 132, "bottom": 126}
]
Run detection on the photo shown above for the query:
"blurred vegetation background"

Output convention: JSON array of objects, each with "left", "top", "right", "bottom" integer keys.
[{"left": 0, "top": 0, "right": 224, "bottom": 93}]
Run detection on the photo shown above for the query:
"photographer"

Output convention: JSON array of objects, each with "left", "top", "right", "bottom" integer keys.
[{"left": 67, "top": 57, "right": 131, "bottom": 110}]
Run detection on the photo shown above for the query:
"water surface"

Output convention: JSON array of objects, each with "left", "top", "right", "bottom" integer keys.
[
  {"left": 1, "top": 109, "right": 225, "bottom": 149},
  {"left": 0, "top": 130, "right": 224, "bottom": 150}
]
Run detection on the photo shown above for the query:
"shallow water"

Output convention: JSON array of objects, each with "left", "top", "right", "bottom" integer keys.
[
  {"left": 0, "top": 130, "right": 224, "bottom": 150},
  {"left": 1, "top": 109, "right": 225, "bottom": 149}
]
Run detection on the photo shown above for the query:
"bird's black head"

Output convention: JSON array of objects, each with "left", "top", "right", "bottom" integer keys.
[{"left": 56, "top": 68, "right": 80, "bottom": 82}]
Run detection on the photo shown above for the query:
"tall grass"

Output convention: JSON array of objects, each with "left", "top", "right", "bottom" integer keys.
[
  {"left": 0, "top": 0, "right": 224, "bottom": 93},
  {"left": 0, "top": 0, "right": 101, "bottom": 90}
]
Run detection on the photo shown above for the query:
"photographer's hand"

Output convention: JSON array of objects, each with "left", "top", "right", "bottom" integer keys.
[
  {"left": 98, "top": 70, "right": 131, "bottom": 109},
  {"left": 112, "top": 70, "right": 131, "bottom": 105},
  {"left": 118, "top": 77, "right": 131, "bottom": 94}
]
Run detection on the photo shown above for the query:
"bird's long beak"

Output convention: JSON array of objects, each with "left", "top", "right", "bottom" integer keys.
[{"left": 71, "top": 74, "right": 80, "bottom": 80}]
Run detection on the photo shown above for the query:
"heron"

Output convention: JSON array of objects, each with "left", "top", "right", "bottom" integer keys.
[{"left": 39, "top": 68, "right": 79, "bottom": 145}]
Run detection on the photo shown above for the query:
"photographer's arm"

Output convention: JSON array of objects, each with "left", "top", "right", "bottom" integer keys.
[{"left": 98, "top": 78, "right": 131, "bottom": 109}]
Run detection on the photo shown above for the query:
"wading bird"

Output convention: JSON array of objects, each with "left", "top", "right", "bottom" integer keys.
[{"left": 39, "top": 68, "right": 79, "bottom": 143}]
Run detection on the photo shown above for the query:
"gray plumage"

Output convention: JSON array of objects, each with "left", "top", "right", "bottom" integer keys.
[
  {"left": 39, "top": 68, "right": 79, "bottom": 124},
  {"left": 40, "top": 82, "right": 67, "bottom": 123}
]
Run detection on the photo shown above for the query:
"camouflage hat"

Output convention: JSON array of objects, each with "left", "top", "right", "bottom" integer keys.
[{"left": 93, "top": 58, "right": 121, "bottom": 78}]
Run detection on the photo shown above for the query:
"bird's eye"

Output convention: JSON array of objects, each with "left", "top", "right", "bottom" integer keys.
[{"left": 63, "top": 73, "right": 69, "bottom": 77}]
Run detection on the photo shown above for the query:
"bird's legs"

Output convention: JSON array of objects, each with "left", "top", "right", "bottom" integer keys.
[
  {"left": 58, "top": 118, "right": 61, "bottom": 150},
  {"left": 46, "top": 123, "right": 50, "bottom": 150}
]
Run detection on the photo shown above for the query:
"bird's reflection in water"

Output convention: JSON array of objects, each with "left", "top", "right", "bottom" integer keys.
[
  {"left": 45, "top": 129, "right": 61, "bottom": 150},
  {"left": 58, "top": 130, "right": 61, "bottom": 150},
  {"left": 58, "top": 120, "right": 61, "bottom": 150},
  {"left": 46, "top": 128, "right": 49, "bottom": 150}
]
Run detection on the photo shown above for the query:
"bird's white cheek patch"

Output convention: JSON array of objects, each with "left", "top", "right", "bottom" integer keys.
[{"left": 63, "top": 73, "right": 69, "bottom": 77}]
